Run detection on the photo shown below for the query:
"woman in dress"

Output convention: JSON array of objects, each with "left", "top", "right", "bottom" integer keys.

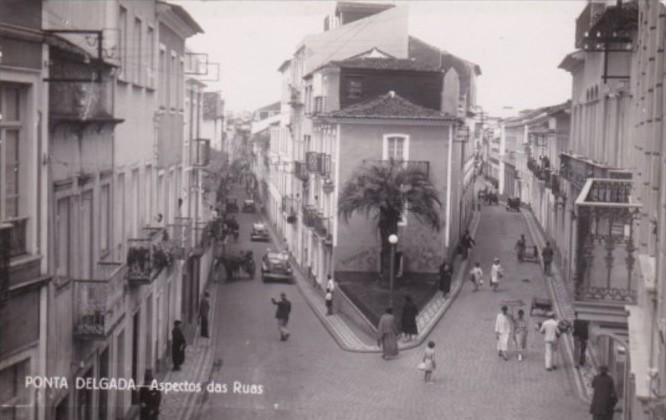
[
  {"left": 490, "top": 258, "right": 504, "bottom": 292},
  {"left": 401, "top": 296, "right": 419, "bottom": 341},
  {"left": 377, "top": 308, "right": 399, "bottom": 360},
  {"left": 514, "top": 309, "right": 528, "bottom": 361},
  {"left": 422, "top": 341, "right": 437, "bottom": 383},
  {"left": 439, "top": 261, "right": 453, "bottom": 296}
]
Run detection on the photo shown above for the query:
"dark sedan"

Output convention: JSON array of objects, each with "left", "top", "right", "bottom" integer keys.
[
  {"left": 242, "top": 199, "right": 256, "bottom": 213},
  {"left": 250, "top": 222, "right": 270, "bottom": 242},
  {"left": 261, "top": 250, "right": 294, "bottom": 283}
]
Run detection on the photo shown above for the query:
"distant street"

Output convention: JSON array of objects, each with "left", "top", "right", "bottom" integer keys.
[{"left": 195, "top": 185, "right": 588, "bottom": 420}]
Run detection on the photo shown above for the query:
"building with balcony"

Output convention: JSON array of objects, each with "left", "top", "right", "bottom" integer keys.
[
  {"left": 556, "top": 1, "right": 666, "bottom": 418},
  {"left": 0, "top": 1, "right": 50, "bottom": 419},
  {"left": 259, "top": 2, "right": 481, "bottom": 305},
  {"left": 202, "top": 91, "right": 225, "bottom": 152}
]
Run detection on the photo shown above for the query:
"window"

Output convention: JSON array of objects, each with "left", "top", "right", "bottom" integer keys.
[
  {"left": 118, "top": 7, "right": 128, "bottom": 79},
  {"left": 0, "top": 360, "right": 29, "bottom": 420},
  {"left": 132, "top": 169, "right": 140, "bottom": 235},
  {"left": 383, "top": 134, "right": 410, "bottom": 225},
  {"left": 146, "top": 26, "right": 155, "bottom": 88},
  {"left": 144, "top": 166, "right": 152, "bottom": 224},
  {"left": 346, "top": 77, "right": 362, "bottom": 99},
  {"left": 170, "top": 52, "right": 177, "bottom": 109},
  {"left": 116, "top": 173, "right": 126, "bottom": 261},
  {"left": 1, "top": 85, "right": 22, "bottom": 220},
  {"left": 178, "top": 58, "right": 184, "bottom": 109},
  {"left": 100, "top": 184, "right": 111, "bottom": 255},
  {"left": 134, "top": 18, "right": 142, "bottom": 84},
  {"left": 383, "top": 134, "right": 409, "bottom": 161},
  {"left": 55, "top": 197, "right": 71, "bottom": 278},
  {"left": 159, "top": 46, "right": 166, "bottom": 107}
]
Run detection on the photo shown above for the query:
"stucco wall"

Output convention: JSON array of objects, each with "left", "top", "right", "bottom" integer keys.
[{"left": 334, "top": 123, "right": 451, "bottom": 275}]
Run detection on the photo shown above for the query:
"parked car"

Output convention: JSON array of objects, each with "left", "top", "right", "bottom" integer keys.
[
  {"left": 261, "top": 250, "right": 293, "bottom": 283},
  {"left": 242, "top": 199, "right": 256, "bottom": 213},
  {"left": 250, "top": 222, "right": 270, "bottom": 242}
]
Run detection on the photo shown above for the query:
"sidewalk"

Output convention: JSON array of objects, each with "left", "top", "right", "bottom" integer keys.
[
  {"left": 261, "top": 208, "right": 481, "bottom": 353},
  {"left": 521, "top": 207, "right": 596, "bottom": 402},
  {"left": 158, "top": 281, "right": 218, "bottom": 420}
]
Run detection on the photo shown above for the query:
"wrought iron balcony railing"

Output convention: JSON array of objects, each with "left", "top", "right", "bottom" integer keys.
[
  {"left": 126, "top": 227, "right": 173, "bottom": 286},
  {"left": 313, "top": 213, "right": 330, "bottom": 238},
  {"left": 294, "top": 160, "right": 308, "bottom": 181},
  {"left": 306, "top": 151, "right": 320, "bottom": 173},
  {"left": 319, "top": 153, "right": 332, "bottom": 177},
  {"left": 73, "top": 261, "right": 127, "bottom": 339},
  {"left": 302, "top": 205, "right": 317, "bottom": 228},
  {"left": 573, "top": 178, "right": 641, "bottom": 307},
  {"left": 2, "top": 216, "right": 28, "bottom": 258},
  {"left": 363, "top": 159, "right": 430, "bottom": 178}
]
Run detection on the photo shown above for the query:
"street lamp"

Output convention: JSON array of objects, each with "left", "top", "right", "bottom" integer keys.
[{"left": 388, "top": 233, "right": 399, "bottom": 309}]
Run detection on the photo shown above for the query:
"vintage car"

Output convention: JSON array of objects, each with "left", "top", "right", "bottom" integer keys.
[
  {"left": 250, "top": 222, "right": 270, "bottom": 242},
  {"left": 261, "top": 250, "right": 294, "bottom": 283},
  {"left": 242, "top": 199, "right": 256, "bottom": 213}
]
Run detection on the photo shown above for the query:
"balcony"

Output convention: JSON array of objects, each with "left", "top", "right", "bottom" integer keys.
[
  {"left": 313, "top": 213, "right": 330, "bottom": 238},
  {"left": 319, "top": 153, "right": 332, "bottom": 177},
  {"left": 168, "top": 217, "right": 193, "bottom": 259},
  {"left": 573, "top": 178, "right": 641, "bottom": 323},
  {"left": 2, "top": 217, "right": 28, "bottom": 258},
  {"left": 126, "top": 227, "right": 173, "bottom": 286},
  {"left": 306, "top": 151, "right": 320, "bottom": 173},
  {"left": 560, "top": 153, "right": 613, "bottom": 191},
  {"left": 363, "top": 159, "right": 430, "bottom": 178},
  {"left": 294, "top": 160, "right": 309, "bottom": 181},
  {"left": 302, "top": 205, "right": 317, "bottom": 228},
  {"left": 73, "top": 261, "right": 127, "bottom": 340}
]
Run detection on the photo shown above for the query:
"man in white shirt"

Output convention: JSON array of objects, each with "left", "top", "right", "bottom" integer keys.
[
  {"left": 495, "top": 305, "right": 512, "bottom": 360},
  {"left": 539, "top": 312, "right": 560, "bottom": 371}
]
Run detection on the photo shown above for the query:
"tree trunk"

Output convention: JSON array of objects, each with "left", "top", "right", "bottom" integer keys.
[{"left": 378, "top": 211, "right": 399, "bottom": 288}]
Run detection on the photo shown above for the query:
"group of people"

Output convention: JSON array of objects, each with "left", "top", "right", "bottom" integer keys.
[
  {"left": 514, "top": 233, "right": 555, "bottom": 275},
  {"left": 467, "top": 258, "right": 504, "bottom": 292}
]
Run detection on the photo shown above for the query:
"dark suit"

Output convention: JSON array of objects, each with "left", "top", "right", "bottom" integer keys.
[{"left": 590, "top": 372, "right": 617, "bottom": 420}]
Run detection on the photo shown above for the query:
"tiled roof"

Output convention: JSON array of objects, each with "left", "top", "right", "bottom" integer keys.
[
  {"left": 321, "top": 92, "right": 457, "bottom": 121},
  {"left": 408, "top": 36, "right": 482, "bottom": 76},
  {"left": 330, "top": 56, "right": 440, "bottom": 72}
]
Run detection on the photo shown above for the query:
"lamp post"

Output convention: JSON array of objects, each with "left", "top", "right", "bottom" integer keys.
[{"left": 388, "top": 233, "right": 399, "bottom": 309}]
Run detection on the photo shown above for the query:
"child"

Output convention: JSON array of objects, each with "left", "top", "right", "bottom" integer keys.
[
  {"left": 422, "top": 341, "right": 436, "bottom": 383},
  {"left": 469, "top": 262, "right": 483, "bottom": 292},
  {"left": 325, "top": 288, "right": 333, "bottom": 316}
]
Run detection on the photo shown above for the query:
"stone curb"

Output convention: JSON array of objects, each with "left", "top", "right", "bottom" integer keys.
[{"left": 520, "top": 207, "right": 592, "bottom": 404}]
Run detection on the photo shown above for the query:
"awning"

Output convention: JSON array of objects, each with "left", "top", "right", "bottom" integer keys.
[{"left": 626, "top": 305, "right": 651, "bottom": 400}]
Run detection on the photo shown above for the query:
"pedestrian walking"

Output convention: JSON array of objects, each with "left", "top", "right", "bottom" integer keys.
[
  {"left": 513, "top": 309, "right": 528, "bottom": 361},
  {"left": 326, "top": 274, "right": 335, "bottom": 292},
  {"left": 490, "top": 258, "right": 504, "bottom": 292},
  {"left": 199, "top": 291, "right": 210, "bottom": 338},
  {"left": 469, "top": 262, "right": 483, "bottom": 292},
  {"left": 542, "top": 242, "right": 555, "bottom": 275},
  {"left": 271, "top": 293, "right": 292, "bottom": 341},
  {"left": 171, "top": 320, "right": 186, "bottom": 371},
  {"left": 421, "top": 341, "right": 436, "bottom": 383},
  {"left": 538, "top": 312, "right": 560, "bottom": 371},
  {"left": 325, "top": 288, "right": 333, "bottom": 316},
  {"left": 460, "top": 229, "right": 476, "bottom": 259},
  {"left": 590, "top": 366, "right": 618, "bottom": 420},
  {"left": 400, "top": 296, "right": 418, "bottom": 341},
  {"left": 438, "top": 260, "right": 453, "bottom": 296},
  {"left": 139, "top": 369, "right": 161, "bottom": 420},
  {"left": 515, "top": 234, "right": 526, "bottom": 262},
  {"left": 377, "top": 308, "right": 399, "bottom": 360},
  {"left": 572, "top": 311, "right": 590, "bottom": 368},
  {"left": 495, "top": 305, "right": 512, "bottom": 361}
]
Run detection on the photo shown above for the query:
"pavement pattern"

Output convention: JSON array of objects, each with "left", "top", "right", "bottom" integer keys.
[{"left": 183, "top": 187, "right": 590, "bottom": 420}]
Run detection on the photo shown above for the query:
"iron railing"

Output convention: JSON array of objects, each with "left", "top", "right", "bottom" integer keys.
[
  {"left": 363, "top": 159, "right": 430, "bottom": 178},
  {"left": 73, "top": 261, "right": 127, "bottom": 339}
]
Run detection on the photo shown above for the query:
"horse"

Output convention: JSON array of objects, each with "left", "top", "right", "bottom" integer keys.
[{"left": 220, "top": 252, "right": 255, "bottom": 282}]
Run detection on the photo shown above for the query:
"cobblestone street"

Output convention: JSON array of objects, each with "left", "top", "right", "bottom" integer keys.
[{"left": 191, "top": 200, "right": 589, "bottom": 420}]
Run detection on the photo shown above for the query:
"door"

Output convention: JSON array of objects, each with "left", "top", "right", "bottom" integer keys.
[
  {"left": 98, "top": 348, "right": 109, "bottom": 420},
  {"left": 77, "top": 369, "right": 93, "bottom": 420}
]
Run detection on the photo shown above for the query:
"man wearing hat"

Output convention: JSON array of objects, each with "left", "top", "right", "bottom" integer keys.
[
  {"left": 590, "top": 365, "right": 618, "bottom": 420},
  {"left": 171, "top": 320, "right": 187, "bottom": 371},
  {"left": 539, "top": 312, "right": 560, "bottom": 371}
]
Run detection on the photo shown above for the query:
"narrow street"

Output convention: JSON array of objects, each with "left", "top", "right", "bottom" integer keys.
[{"left": 195, "top": 186, "right": 589, "bottom": 420}]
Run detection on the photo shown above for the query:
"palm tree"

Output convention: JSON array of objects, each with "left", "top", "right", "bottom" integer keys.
[{"left": 338, "top": 159, "right": 441, "bottom": 283}]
